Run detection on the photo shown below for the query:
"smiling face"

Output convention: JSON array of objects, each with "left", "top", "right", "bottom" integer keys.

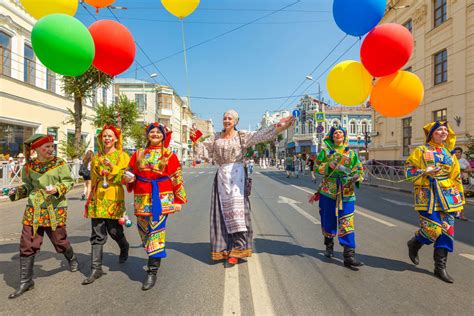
[
  {"left": 332, "top": 130, "right": 345, "bottom": 146},
  {"left": 148, "top": 127, "right": 164, "bottom": 146},
  {"left": 431, "top": 126, "right": 448, "bottom": 144},
  {"left": 101, "top": 129, "right": 117, "bottom": 150},
  {"left": 36, "top": 142, "right": 55, "bottom": 161},
  {"left": 223, "top": 113, "right": 236, "bottom": 131}
]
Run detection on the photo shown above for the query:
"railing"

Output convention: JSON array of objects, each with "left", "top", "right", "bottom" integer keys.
[
  {"left": 0, "top": 161, "right": 82, "bottom": 191},
  {"left": 363, "top": 164, "right": 412, "bottom": 192}
]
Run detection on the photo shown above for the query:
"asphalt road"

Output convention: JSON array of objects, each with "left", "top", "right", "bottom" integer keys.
[{"left": 0, "top": 166, "right": 473, "bottom": 315}]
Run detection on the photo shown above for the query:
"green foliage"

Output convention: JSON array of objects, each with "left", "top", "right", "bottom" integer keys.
[
  {"left": 466, "top": 134, "right": 474, "bottom": 161},
  {"left": 93, "top": 95, "right": 140, "bottom": 139},
  {"left": 58, "top": 135, "right": 89, "bottom": 160},
  {"left": 62, "top": 67, "right": 112, "bottom": 99},
  {"left": 129, "top": 122, "right": 148, "bottom": 149}
]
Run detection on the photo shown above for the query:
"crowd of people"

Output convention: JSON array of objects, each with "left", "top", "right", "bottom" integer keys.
[{"left": 4, "top": 112, "right": 469, "bottom": 299}]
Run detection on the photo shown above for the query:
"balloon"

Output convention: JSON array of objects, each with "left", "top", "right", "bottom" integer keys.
[
  {"left": 84, "top": 0, "right": 115, "bottom": 12},
  {"left": 370, "top": 71, "right": 424, "bottom": 117},
  {"left": 19, "top": 0, "right": 78, "bottom": 19},
  {"left": 31, "top": 14, "right": 94, "bottom": 77},
  {"left": 333, "top": 0, "right": 386, "bottom": 36},
  {"left": 88, "top": 20, "right": 136, "bottom": 76},
  {"left": 326, "top": 60, "right": 373, "bottom": 106},
  {"left": 161, "top": 0, "right": 200, "bottom": 19},
  {"left": 361, "top": 23, "right": 414, "bottom": 77}
]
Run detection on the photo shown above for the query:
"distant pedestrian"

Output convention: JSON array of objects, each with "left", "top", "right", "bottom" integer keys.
[
  {"left": 79, "top": 150, "right": 93, "bottom": 201},
  {"left": 285, "top": 156, "right": 293, "bottom": 178}
]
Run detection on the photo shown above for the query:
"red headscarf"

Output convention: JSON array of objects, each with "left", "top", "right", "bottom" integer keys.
[{"left": 146, "top": 122, "right": 172, "bottom": 148}]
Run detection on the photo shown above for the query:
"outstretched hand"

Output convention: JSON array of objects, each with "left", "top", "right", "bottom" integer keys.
[{"left": 275, "top": 116, "right": 296, "bottom": 133}]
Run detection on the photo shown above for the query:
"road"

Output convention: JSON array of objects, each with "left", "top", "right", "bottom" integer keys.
[{"left": 0, "top": 166, "right": 473, "bottom": 315}]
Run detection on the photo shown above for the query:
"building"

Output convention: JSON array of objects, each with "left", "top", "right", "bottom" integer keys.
[
  {"left": 0, "top": 0, "right": 109, "bottom": 160},
  {"left": 259, "top": 110, "right": 291, "bottom": 159},
  {"left": 370, "top": 0, "right": 474, "bottom": 163}
]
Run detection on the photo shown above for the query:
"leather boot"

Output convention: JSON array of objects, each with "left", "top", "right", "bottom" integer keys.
[
  {"left": 82, "top": 245, "right": 104, "bottom": 285},
  {"left": 407, "top": 236, "right": 423, "bottom": 265},
  {"left": 64, "top": 246, "right": 79, "bottom": 272},
  {"left": 433, "top": 248, "right": 454, "bottom": 283},
  {"left": 343, "top": 247, "right": 364, "bottom": 268},
  {"left": 324, "top": 237, "right": 334, "bottom": 258},
  {"left": 142, "top": 257, "right": 161, "bottom": 291},
  {"left": 117, "top": 237, "right": 129, "bottom": 264},
  {"left": 9, "top": 256, "right": 35, "bottom": 299}
]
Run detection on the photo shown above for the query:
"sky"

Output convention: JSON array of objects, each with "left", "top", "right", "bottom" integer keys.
[{"left": 76, "top": 0, "right": 362, "bottom": 131}]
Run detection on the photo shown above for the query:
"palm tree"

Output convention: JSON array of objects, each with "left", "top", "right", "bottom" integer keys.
[{"left": 62, "top": 66, "right": 112, "bottom": 158}]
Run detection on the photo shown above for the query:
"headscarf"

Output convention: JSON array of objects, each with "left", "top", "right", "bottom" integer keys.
[
  {"left": 26, "top": 134, "right": 55, "bottom": 150},
  {"left": 423, "top": 121, "right": 456, "bottom": 151},
  {"left": 98, "top": 124, "right": 123, "bottom": 154},
  {"left": 146, "top": 122, "right": 172, "bottom": 148},
  {"left": 224, "top": 109, "right": 239, "bottom": 125},
  {"left": 323, "top": 125, "right": 348, "bottom": 152}
]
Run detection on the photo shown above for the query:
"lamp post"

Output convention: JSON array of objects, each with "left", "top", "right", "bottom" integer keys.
[{"left": 141, "top": 73, "right": 158, "bottom": 119}]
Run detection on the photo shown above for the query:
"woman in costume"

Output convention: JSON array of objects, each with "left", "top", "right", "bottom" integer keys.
[
  {"left": 310, "top": 126, "right": 364, "bottom": 268},
  {"left": 405, "top": 121, "right": 464, "bottom": 283},
  {"left": 190, "top": 109, "right": 294, "bottom": 265},
  {"left": 83, "top": 125, "right": 130, "bottom": 285},
  {"left": 8, "top": 134, "right": 78, "bottom": 299},
  {"left": 124, "top": 122, "right": 187, "bottom": 291}
]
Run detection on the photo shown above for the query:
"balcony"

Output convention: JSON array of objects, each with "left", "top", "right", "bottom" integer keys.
[{"left": 158, "top": 108, "right": 173, "bottom": 117}]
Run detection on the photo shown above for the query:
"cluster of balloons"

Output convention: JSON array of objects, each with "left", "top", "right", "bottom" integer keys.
[
  {"left": 22, "top": 0, "right": 136, "bottom": 77},
  {"left": 327, "top": 0, "right": 424, "bottom": 117}
]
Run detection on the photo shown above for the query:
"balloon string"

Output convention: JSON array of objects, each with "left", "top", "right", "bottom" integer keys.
[
  {"left": 96, "top": 8, "right": 99, "bottom": 14},
  {"left": 181, "top": 19, "right": 192, "bottom": 108}
]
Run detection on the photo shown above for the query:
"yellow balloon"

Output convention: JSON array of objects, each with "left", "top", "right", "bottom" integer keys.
[
  {"left": 326, "top": 60, "right": 373, "bottom": 106},
  {"left": 20, "top": 0, "right": 78, "bottom": 20},
  {"left": 161, "top": 0, "right": 200, "bottom": 19}
]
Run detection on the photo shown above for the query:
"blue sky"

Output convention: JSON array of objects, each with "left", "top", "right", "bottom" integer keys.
[{"left": 76, "top": 0, "right": 362, "bottom": 131}]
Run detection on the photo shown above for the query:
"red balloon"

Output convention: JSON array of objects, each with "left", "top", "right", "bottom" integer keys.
[
  {"left": 360, "top": 23, "right": 413, "bottom": 77},
  {"left": 89, "top": 20, "right": 136, "bottom": 76}
]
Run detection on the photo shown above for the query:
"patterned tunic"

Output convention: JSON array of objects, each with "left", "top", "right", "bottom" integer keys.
[
  {"left": 405, "top": 143, "right": 464, "bottom": 213},
  {"left": 127, "top": 145, "right": 187, "bottom": 217},
  {"left": 86, "top": 150, "right": 130, "bottom": 219},
  {"left": 10, "top": 158, "right": 74, "bottom": 234}
]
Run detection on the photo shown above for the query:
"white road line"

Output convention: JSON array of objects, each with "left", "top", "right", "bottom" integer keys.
[
  {"left": 247, "top": 253, "right": 275, "bottom": 315},
  {"left": 459, "top": 253, "right": 474, "bottom": 261},
  {"left": 356, "top": 207, "right": 397, "bottom": 227},
  {"left": 223, "top": 264, "right": 241, "bottom": 316},
  {"left": 278, "top": 196, "right": 321, "bottom": 225},
  {"left": 382, "top": 198, "right": 413, "bottom": 207},
  {"left": 199, "top": 171, "right": 205, "bottom": 174},
  {"left": 290, "top": 184, "right": 314, "bottom": 194},
  {"left": 208, "top": 171, "right": 214, "bottom": 174}
]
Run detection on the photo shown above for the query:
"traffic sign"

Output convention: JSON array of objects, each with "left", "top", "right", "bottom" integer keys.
[
  {"left": 316, "top": 124, "right": 325, "bottom": 134},
  {"left": 315, "top": 112, "right": 325, "bottom": 123},
  {"left": 292, "top": 109, "right": 301, "bottom": 118}
]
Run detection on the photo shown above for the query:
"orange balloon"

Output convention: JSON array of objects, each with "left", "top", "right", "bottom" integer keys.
[
  {"left": 84, "top": 0, "right": 115, "bottom": 11},
  {"left": 370, "top": 71, "right": 424, "bottom": 117}
]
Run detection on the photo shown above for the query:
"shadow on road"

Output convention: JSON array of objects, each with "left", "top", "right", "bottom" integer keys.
[{"left": 167, "top": 241, "right": 218, "bottom": 265}]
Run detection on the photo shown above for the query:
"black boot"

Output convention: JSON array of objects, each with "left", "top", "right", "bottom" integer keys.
[
  {"left": 343, "top": 247, "right": 364, "bottom": 268},
  {"left": 82, "top": 245, "right": 104, "bottom": 285},
  {"left": 64, "top": 247, "right": 79, "bottom": 272},
  {"left": 433, "top": 248, "right": 454, "bottom": 283},
  {"left": 407, "top": 236, "right": 423, "bottom": 265},
  {"left": 324, "top": 237, "right": 334, "bottom": 258},
  {"left": 142, "top": 258, "right": 161, "bottom": 291},
  {"left": 9, "top": 256, "right": 35, "bottom": 299},
  {"left": 117, "top": 238, "right": 129, "bottom": 264}
]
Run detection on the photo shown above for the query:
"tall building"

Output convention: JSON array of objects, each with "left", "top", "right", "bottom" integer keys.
[
  {"left": 370, "top": 0, "right": 474, "bottom": 163},
  {"left": 0, "top": 0, "right": 108, "bottom": 159},
  {"left": 259, "top": 110, "right": 291, "bottom": 159}
]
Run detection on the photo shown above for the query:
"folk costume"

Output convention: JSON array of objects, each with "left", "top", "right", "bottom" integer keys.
[
  {"left": 405, "top": 121, "right": 465, "bottom": 283},
  {"left": 8, "top": 134, "right": 78, "bottom": 299},
  {"left": 314, "top": 126, "right": 364, "bottom": 268},
  {"left": 191, "top": 113, "right": 278, "bottom": 262},
  {"left": 83, "top": 125, "right": 131, "bottom": 285},
  {"left": 127, "top": 122, "right": 187, "bottom": 290}
]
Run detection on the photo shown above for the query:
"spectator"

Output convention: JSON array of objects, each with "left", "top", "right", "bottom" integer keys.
[
  {"left": 8, "top": 157, "right": 17, "bottom": 179},
  {"left": 454, "top": 147, "right": 471, "bottom": 220}
]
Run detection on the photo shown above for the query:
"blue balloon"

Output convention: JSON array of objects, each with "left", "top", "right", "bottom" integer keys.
[{"left": 333, "top": 0, "right": 386, "bottom": 36}]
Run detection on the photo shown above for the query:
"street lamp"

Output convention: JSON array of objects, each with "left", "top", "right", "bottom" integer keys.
[{"left": 142, "top": 73, "right": 158, "bottom": 116}]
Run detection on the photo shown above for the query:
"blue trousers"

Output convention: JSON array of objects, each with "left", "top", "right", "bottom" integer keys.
[
  {"left": 319, "top": 194, "right": 356, "bottom": 248},
  {"left": 415, "top": 211, "right": 455, "bottom": 252}
]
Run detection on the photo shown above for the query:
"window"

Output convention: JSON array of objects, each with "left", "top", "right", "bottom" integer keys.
[
  {"left": 403, "top": 18, "right": 413, "bottom": 33},
  {"left": 0, "top": 31, "right": 11, "bottom": 76},
  {"left": 349, "top": 121, "right": 356, "bottom": 134},
  {"left": 434, "top": 0, "right": 447, "bottom": 28},
  {"left": 158, "top": 93, "right": 172, "bottom": 110},
  {"left": 433, "top": 108, "right": 447, "bottom": 121},
  {"left": 135, "top": 93, "right": 147, "bottom": 113},
  {"left": 434, "top": 49, "right": 447, "bottom": 85},
  {"left": 402, "top": 117, "right": 412, "bottom": 156},
  {"left": 46, "top": 69, "right": 56, "bottom": 93},
  {"left": 102, "top": 87, "right": 107, "bottom": 105},
  {"left": 92, "top": 89, "right": 98, "bottom": 107},
  {"left": 24, "top": 44, "right": 36, "bottom": 85},
  {"left": 361, "top": 121, "right": 368, "bottom": 134}
]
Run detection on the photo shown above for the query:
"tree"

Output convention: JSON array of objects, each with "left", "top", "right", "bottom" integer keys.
[
  {"left": 466, "top": 134, "right": 474, "bottom": 161},
  {"left": 129, "top": 122, "right": 148, "bottom": 149},
  {"left": 93, "top": 95, "right": 140, "bottom": 139},
  {"left": 58, "top": 134, "right": 89, "bottom": 160},
  {"left": 62, "top": 67, "right": 112, "bottom": 158}
]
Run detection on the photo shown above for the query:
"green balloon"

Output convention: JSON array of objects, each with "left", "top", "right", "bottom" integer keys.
[{"left": 32, "top": 14, "right": 95, "bottom": 77}]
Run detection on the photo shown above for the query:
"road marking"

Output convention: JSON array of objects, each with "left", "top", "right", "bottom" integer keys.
[
  {"left": 247, "top": 253, "right": 275, "bottom": 315},
  {"left": 223, "top": 264, "right": 241, "bottom": 315},
  {"left": 208, "top": 171, "right": 215, "bottom": 174},
  {"left": 459, "top": 253, "right": 474, "bottom": 261},
  {"left": 278, "top": 196, "right": 321, "bottom": 225},
  {"left": 254, "top": 172, "right": 261, "bottom": 175},
  {"left": 199, "top": 171, "right": 205, "bottom": 174},
  {"left": 290, "top": 184, "right": 314, "bottom": 194},
  {"left": 356, "top": 207, "right": 397, "bottom": 227},
  {"left": 382, "top": 198, "right": 413, "bottom": 207}
]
